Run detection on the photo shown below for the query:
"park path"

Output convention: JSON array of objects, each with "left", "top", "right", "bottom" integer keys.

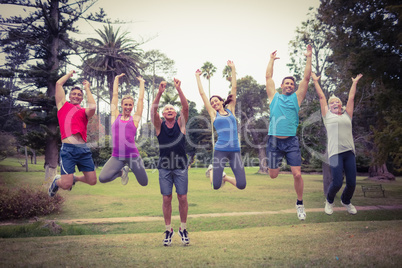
[
  {"left": 1, "top": 204, "right": 401, "bottom": 226},
  {"left": 55, "top": 204, "right": 402, "bottom": 225}
]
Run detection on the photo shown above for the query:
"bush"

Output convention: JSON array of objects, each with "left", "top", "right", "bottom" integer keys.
[{"left": 0, "top": 186, "right": 64, "bottom": 221}]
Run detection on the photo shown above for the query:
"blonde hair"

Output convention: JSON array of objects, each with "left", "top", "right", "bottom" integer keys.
[
  {"left": 121, "top": 95, "right": 134, "bottom": 106},
  {"left": 328, "top": 96, "right": 342, "bottom": 106}
]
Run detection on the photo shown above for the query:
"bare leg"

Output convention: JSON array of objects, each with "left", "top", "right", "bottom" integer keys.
[
  {"left": 75, "top": 171, "right": 97, "bottom": 186},
  {"left": 223, "top": 174, "right": 236, "bottom": 186},
  {"left": 162, "top": 194, "right": 173, "bottom": 225},
  {"left": 269, "top": 168, "right": 280, "bottom": 179},
  {"left": 177, "top": 194, "right": 188, "bottom": 224},
  {"left": 291, "top": 166, "right": 304, "bottom": 201}
]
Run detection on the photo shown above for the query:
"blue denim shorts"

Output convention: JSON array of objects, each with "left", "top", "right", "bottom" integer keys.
[
  {"left": 60, "top": 143, "right": 95, "bottom": 175},
  {"left": 266, "top": 136, "right": 302, "bottom": 169},
  {"left": 158, "top": 168, "right": 188, "bottom": 195}
]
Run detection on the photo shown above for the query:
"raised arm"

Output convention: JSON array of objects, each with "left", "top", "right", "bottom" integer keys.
[
  {"left": 174, "top": 78, "right": 189, "bottom": 133},
  {"left": 345, "top": 74, "right": 363, "bottom": 119},
  {"left": 195, "top": 69, "right": 216, "bottom": 121},
  {"left": 151, "top": 81, "right": 166, "bottom": 135},
  {"left": 265, "top": 50, "right": 279, "bottom": 103},
  {"left": 111, "top": 73, "right": 125, "bottom": 125},
  {"left": 311, "top": 73, "right": 328, "bottom": 117},
  {"left": 133, "top": 76, "right": 145, "bottom": 128},
  {"left": 83, "top": 80, "right": 96, "bottom": 119},
  {"left": 226, "top": 60, "right": 237, "bottom": 114},
  {"left": 295, "top": 44, "right": 312, "bottom": 106},
  {"left": 55, "top": 70, "right": 75, "bottom": 110}
]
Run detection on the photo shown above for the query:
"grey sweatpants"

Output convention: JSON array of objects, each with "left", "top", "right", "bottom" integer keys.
[
  {"left": 212, "top": 150, "right": 246, "bottom": 190},
  {"left": 99, "top": 156, "right": 148, "bottom": 186}
]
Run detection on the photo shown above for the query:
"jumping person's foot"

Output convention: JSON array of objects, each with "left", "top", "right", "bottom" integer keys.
[
  {"left": 221, "top": 171, "right": 227, "bottom": 188},
  {"left": 48, "top": 175, "right": 60, "bottom": 197},
  {"left": 163, "top": 228, "right": 174, "bottom": 246},
  {"left": 324, "top": 200, "right": 334, "bottom": 215},
  {"left": 296, "top": 204, "right": 306, "bottom": 220},
  {"left": 178, "top": 228, "right": 190, "bottom": 245},
  {"left": 341, "top": 201, "right": 357, "bottom": 215},
  {"left": 205, "top": 164, "right": 213, "bottom": 178},
  {"left": 121, "top": 166, "right": 130, "bottom": 185}
]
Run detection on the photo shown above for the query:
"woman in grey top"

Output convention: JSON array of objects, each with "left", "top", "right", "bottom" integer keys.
[{"left": 312, "top": 72, "right": 363, "bottom": 215}]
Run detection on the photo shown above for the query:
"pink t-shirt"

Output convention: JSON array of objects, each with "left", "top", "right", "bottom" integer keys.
[
  {"left": 57, "top": 102, "right": 88, "bottom": 142},
  {"left": 112, "top": 114, "right": 140, "bottom": 158}
]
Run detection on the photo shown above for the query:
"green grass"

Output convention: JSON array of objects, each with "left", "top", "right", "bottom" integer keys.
[{"left": 1, "top": 158, "right": 402, "bottom": 267}]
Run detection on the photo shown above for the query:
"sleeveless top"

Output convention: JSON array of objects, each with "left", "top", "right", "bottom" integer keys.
[
  {"left": 157, "top": 121, "right": 187, "bottom": 169},
  {"left": 323, "top": 111, "right": 355, "bottom": 158},
  {"left": 268, "top": 93, "right": 299, "bottom": 136},
  {"left": 112, "top": 114, "right": 140, "bottom": 158},
  {"left": 213, "top": 109, "right": 240, "bottom": 152},
  {"left": 57, "top": 101, "right": 88, "bottom": 142}
]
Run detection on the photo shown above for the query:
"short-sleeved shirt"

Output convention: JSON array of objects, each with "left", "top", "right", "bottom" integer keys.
[
  {"left": 213, "top": 109, "right": 240, "bottom": 152},
  {"left": 268, "top": 93, "right": 299, "bottom": 136},
  {"left": 57, "top": 101, "right": 88, "bottom": 142},
  {"left": 157, "top": 121, "right": 187, "bottom": 169},
  {"left": 111, "top": 114, "right": 140, "bottom": 158},
  {"left": 323, "top": 111, "right": 355, "bottom": 158}
]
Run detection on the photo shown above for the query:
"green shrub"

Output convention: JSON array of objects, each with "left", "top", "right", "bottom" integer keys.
[{"left": 0, "top": 186, "right": 64, "bottom": 220}]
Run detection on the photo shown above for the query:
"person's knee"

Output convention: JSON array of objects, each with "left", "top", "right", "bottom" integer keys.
[
  {"left": 269, "top": 169, "right": 279, "bottom": 179},
  {"left": 177, "top": 194, "right": 187, "bottom": 203},
  {"left": 237, "top": 182, "right": 246, "bottom": 190},
  {"left": 293, "top": 172, "right": 302, "bottom": 181},
  {"left": 163, "top": 195, "right": 172, "bottom": 203}
]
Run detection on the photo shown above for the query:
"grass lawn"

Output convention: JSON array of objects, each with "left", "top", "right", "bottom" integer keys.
[{"left": 1, "top": 157, "right": 402, "bottom": 267}]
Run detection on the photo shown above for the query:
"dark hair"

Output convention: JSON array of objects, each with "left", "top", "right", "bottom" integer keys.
[
  {"left": 281, "top": 76, "right": 296, "bottom": 85},
  {"left": 210, "top": 94, "right": 234, "bottom": 108},
  {"left": 70, "top": 86, "right": 83, "bottom": 94}
]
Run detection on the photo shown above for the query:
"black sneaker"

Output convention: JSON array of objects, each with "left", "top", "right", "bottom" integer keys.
[
  {"left": 48, "top": 175, "right": 60, "bottom": 197},
  {"left": 178, "top": 228, "right": 190, "bottom": 245},
  {"left": 163, "top": 228, "right": 174, "bottom": 246}
]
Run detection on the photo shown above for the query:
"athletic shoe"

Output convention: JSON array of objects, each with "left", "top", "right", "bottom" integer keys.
[
  {"left": 205, "top": 164, "right": 213, "bottom": 178},
  {"left": 163, "top": 228, "right": 174, "bottom": 246},
  {"left": 324, "top": 200, "right": 334, "bottom": 215},
  {"left": 341, "top": 201, "right": 357, "bottom": 215},
  {"left": 121, "top": 166, "right": 129, "bottom": 185},
  {"left": 68, "top": 176, "right": 76, "bottom": 191},
  {"left": 178, "top": 228, "right": 190, "bottom": 245},
  {"left": 48, "top": 175, "right": 60, "bottom": 197},
  {"left": 296, "top": 204, "right": 306, "bottom": 220}
]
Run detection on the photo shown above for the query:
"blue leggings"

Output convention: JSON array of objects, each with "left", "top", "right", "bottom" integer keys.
[
  {"left": 212, "top": 150, "right": 246, "bottom": 190},
  {"left": 327, "top": 150, "right": 356, "bottom": 204}
]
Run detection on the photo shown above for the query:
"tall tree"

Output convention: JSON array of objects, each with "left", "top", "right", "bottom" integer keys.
[
  {"left": 200, "top": 61, "right": 217, "bottom": 152},
  {"left": 318, "top": 0, "right": 401, "bottom": 180},
  {"left": 81, "top": 24, "right": 144, "bottom": 104},
  {"left": 236, "top": 76, "right": 269, "bottom": 173},
  {"left": 0, "top": 0, "right": 108, "bottom": 182}
]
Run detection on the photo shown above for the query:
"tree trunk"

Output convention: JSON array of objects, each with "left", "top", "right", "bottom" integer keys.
[
  {"left": 257, "top": 146, "right": 269, "bottom": 174},
  {"left": 43, "top": 0, "right": 60, "bottom": 186},
  {"left": 322, "top": 162, "right": 332, "bottom": 197},
  {"left": 368, "top": 163, "right": 395, "bottom": 181}
]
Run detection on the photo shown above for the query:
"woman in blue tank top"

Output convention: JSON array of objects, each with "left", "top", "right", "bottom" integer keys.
[{"left": 195, "top": 60, "right": 246, "bottom": 190}]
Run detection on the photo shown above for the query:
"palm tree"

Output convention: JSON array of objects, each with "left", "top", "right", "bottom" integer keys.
[
  {"left": 201, "top": 61, "right": 217, "bottom": 153},
  {"left": 81, "top": 24, "right": 144, "bottom": 104}
]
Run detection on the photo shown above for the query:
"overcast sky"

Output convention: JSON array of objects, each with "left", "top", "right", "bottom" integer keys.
[
  {"left": 82, "top": 0, "right": 321, "bottom": 110},
  {"left": 1, "top": 0, "right": 321, "bottom": 112}
]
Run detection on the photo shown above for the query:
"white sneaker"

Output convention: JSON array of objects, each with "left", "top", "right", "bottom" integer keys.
[
  {"left": 296, "top": 204, "right": 306, "bottom": 220},
  {"left": 121, "top": 166, "right": 130, "bottom": 185},
  {"left": 205, "top": 164, "right": 213, "bottom": 178},
  {"left": 341, "top": 201, "right": 357, "bottom": 215},
  {"left": 324, "top": 200, "right": 334, "bottom": 215}
]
